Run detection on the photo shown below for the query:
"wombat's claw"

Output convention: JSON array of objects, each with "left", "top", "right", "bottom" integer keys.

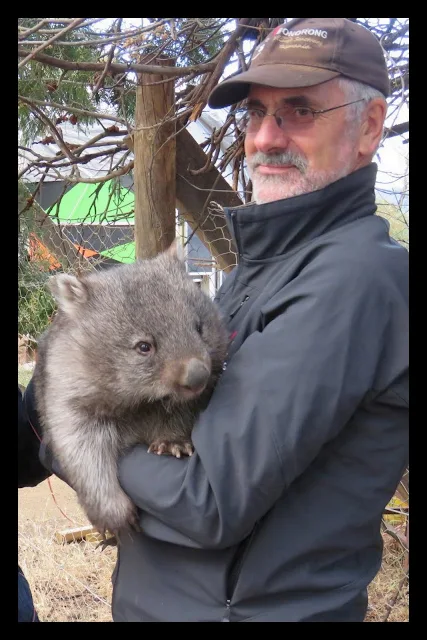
[
  {"left": 96, "top": 534, "right": 117, "bottom": 551},
  {"left": 148, "top": 440, "right": 194, "bottom": 458},
  {"left": 130, "top": 517, "right": 142, "bottom": 533},
  {"left": 177, "top": 442, "right": 194, "bottom": 457}
]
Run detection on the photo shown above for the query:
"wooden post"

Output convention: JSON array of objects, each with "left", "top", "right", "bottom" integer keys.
[{"left": 133, "top": 58, "right": 176, "bottom": 259}]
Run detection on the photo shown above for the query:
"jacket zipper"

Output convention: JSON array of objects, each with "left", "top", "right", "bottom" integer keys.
[
  {"left": 223, "top": 520, "right": 261, "bottom": 621},
  {"left": 222, "top": 600, "right": 231, "bottom": 622},
  {"left": 230, "top": 211, "right": 243, "bottom": 293},
  {"left": 230, "top": 211, "right": 242, "bottom": 259},
  {"left": 223, "top": 211, "right": 254, "bottom": 623},
  {"left": 229, "top": 294, "right": 250, "bottom": 320}
]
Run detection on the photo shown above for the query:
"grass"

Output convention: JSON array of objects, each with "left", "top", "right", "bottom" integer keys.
[
  {"left": 18, "top": 366, "right": 34, "bottom": 389},
  {"left": 366, "top": 532, "right": 409, "bottom": 622},
  {"left": 18, "top": 519, "right": 116, "bottom": 622},
  {"left": 18, "top": 499, "right": 409, "bottom": 622}
]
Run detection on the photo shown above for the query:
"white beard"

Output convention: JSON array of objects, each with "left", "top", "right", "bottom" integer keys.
[{"left": 248, "top": 146, "right": 358, "bottom": 204}]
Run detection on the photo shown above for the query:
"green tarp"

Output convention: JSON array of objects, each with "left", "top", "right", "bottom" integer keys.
[
  {"left": 50, "top": 180, "right": 136, "bottom": 264},
  {"left": 51, "top": 181, "right": 135, "bottom": 225},
  {"left": 99, "top": 241, "right": 136, "bottom": 264}
]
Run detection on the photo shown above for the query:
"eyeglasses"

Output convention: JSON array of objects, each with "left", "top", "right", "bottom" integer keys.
[{"left": 231, "top": 99, "right": 366, "bottom": 134}]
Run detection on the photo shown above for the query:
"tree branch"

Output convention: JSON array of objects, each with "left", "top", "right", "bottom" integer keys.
[
  {"left": 18, "top": 19, "right": 49, "bottom": 41},
  {"left": 19, "top": 96, "right": 77, "bottom": 162},
  {"left": 25, "top": 145, "right": 127, "bottom": 171},
  {"left": 63, "top": 160, "right": 135, "bottom": 184},
  {"left": 189, "top": 18, "right": 251, "bottom": 121},
  {"left": 18, "top": 18, "right": 104, "bottom": 37},
  {"left": 384, "top": 121, "right": 409, "bottom": 139},
  {"left": 18, "top": 18, "right": 86, "bottom": 68},
  {"left": 18, "top": 19, "right": 171, "bottom": 47},
  {"left": 93, "top": 19, "right": 122, "bottom": 95},
  {"left": 18, "top": 47, "right": 216, "bottom": 77},
  {"left": 18, "top": 95, "right": 126, "bottom": 124}
]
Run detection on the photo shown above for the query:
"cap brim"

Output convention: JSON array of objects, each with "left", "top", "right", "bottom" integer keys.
[{"left": 208, "top": 64, "right": 341, "bottom": 108}]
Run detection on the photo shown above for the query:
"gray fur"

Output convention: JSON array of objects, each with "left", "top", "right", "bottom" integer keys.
[{"left": 32, "top": 243, "right": 228, "bottom": 536}]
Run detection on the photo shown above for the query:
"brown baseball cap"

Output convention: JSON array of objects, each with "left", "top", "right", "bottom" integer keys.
[{"left": 208, "top": 18, "right": 390, "bottom": 108}]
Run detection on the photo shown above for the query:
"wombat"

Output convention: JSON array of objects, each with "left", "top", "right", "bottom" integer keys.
[{"left": 32, "top": 241, "right": 229, "bottom": 538}]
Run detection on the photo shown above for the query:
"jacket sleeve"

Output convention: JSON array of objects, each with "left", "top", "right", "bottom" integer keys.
[
  {"left": 18, "top": 382, "right": 52, "bottom": 488},
  {"left": 118, "top": 254, "right": 405, "bottom": 550}
]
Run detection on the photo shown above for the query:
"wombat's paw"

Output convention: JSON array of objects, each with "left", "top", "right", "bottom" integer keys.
[
  {"left": 96, "top": 534, "right": 118, "bottom": 551},
  {"left": 85, "top": 493, "right": 138, "bottom": 537},
  {"left": 147, "top": 439, "right": 194, "bottom": 458}
]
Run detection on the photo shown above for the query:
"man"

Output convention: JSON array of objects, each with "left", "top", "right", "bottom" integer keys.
[{"left": 28, "top": 18, "right": 408, "bottom": 622}]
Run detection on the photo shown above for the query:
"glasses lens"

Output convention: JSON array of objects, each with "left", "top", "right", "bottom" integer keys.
[
  {"left": 233, "top": 110, "right": 249, "bottom": 132},
  {"left": 276, "top": 107, "right": 315, "bottom": 127},
  {"left": 234, "top": 107, "right": 315, "bottom": 133}
]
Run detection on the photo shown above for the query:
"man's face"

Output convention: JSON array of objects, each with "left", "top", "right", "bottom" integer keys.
[{"left": 244, "top": 80, "right": 365, "bottom": 204}]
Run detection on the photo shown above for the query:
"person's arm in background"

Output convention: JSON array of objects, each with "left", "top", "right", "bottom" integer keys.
[
  {"left": 20, "top": 379, "right": 68, "bottom": 486},
  {"left": 18, "top": 383, "right": 52, "bottom": 489}
]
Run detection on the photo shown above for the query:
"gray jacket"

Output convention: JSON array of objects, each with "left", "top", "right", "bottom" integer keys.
[{"left": 40, "top": 163, "right": 409, "bottom": 622}]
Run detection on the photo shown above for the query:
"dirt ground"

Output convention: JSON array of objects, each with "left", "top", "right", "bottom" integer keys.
[{"left": 19, "top": 475, "right": 86, "bottom": 526}]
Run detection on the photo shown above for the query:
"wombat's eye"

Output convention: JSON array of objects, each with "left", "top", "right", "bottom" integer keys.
[
  {"left": 135, "top": 341, "right": 152, "bottom": 355},
  {"left": 195, "top": 321, "right": 203, "bottom": 335}
]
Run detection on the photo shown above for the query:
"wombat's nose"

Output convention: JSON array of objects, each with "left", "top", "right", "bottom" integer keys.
[{"left": 180, "top": 358, "right": 210, "bottom": 391}]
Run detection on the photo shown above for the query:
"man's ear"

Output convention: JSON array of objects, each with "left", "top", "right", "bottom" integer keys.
[{"left": 358, "top": 98, "right": 387, "bottom": 159}]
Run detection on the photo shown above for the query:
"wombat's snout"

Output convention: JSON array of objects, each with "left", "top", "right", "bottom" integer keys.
[{"left": 177, "top": 358, "right": 210, "bottom": 396}]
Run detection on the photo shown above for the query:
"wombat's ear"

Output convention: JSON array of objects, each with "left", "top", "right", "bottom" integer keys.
[
  {"left": 48, "top": 273, "right": 89, "bottom": 315},
  {"left": 165, "top": 238, "right": 185, "bottom": 263}
]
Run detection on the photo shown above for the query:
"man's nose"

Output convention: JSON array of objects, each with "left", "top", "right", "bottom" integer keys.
[{"left": 252, "top": 115, "right": 291, "bottom": 154}]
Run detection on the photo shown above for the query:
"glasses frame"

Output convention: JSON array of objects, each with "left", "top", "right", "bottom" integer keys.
[{"left": 231, "top": 99, "right": 366, "bottom": 133}]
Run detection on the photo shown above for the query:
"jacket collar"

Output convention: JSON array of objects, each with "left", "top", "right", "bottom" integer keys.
[{"left": 224, "top": 163, "right": 378, "bottom": 261}]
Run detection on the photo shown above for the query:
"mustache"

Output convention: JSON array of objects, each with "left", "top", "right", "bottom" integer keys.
[{"left": 248, "top": 151, "right": 308, "bottom": 174}]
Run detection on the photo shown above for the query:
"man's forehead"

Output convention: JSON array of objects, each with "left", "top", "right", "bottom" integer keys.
[{"left": 247, "top": 81, "right": 341, "bottom": 105}]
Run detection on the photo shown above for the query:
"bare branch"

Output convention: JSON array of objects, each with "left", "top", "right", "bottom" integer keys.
[
  {"left": 26, "top": 145, "right": 128, "bottom": 171},
  {"left": 53, "top": 160, "right": 134, "bottom": 184},
  {"left": 18, "top": 19, "right": 171, "bottom": 47},
  {"left": 18, "top": 19, "right": 49, "bottom": 41},
  {"left": 19, "top": 96, "right": 77, "bottom": 162},
  {"left": 188, "top": 18, "right": 251, "bottom": 121},
  {"left": 381, "top": 23, "right": 409, "bottom": 48},
  {"left": 384, "top": 121, "right": 409, "bottom": 139},
  {"left": 18, "top": 47, "right": 216, "bottom": 77},
  {"left": 71, "top": 130, "right": 127, "bottom": 155},
  {"left": 18, "top": 96, "right": 126, "bottom": 125},
  {"left": 93, "top": 19, "right": 123, "bottom": 95},
  {"left": 18, "top": 18, "right": 87, "bottom": 68}
]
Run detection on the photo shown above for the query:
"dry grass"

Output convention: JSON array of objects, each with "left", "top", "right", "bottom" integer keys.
[
  {"left": 19, "top": 482, "right": 409, "bottom": 622},
  {"left": 18, "top": 477, "right": 116, "bottom": 622},
  {"left": 18, "top": 520, "right": 116, "bottom": 622},
  {"left": 366, "top": 531, "right": 409, "bottom": 622}
]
